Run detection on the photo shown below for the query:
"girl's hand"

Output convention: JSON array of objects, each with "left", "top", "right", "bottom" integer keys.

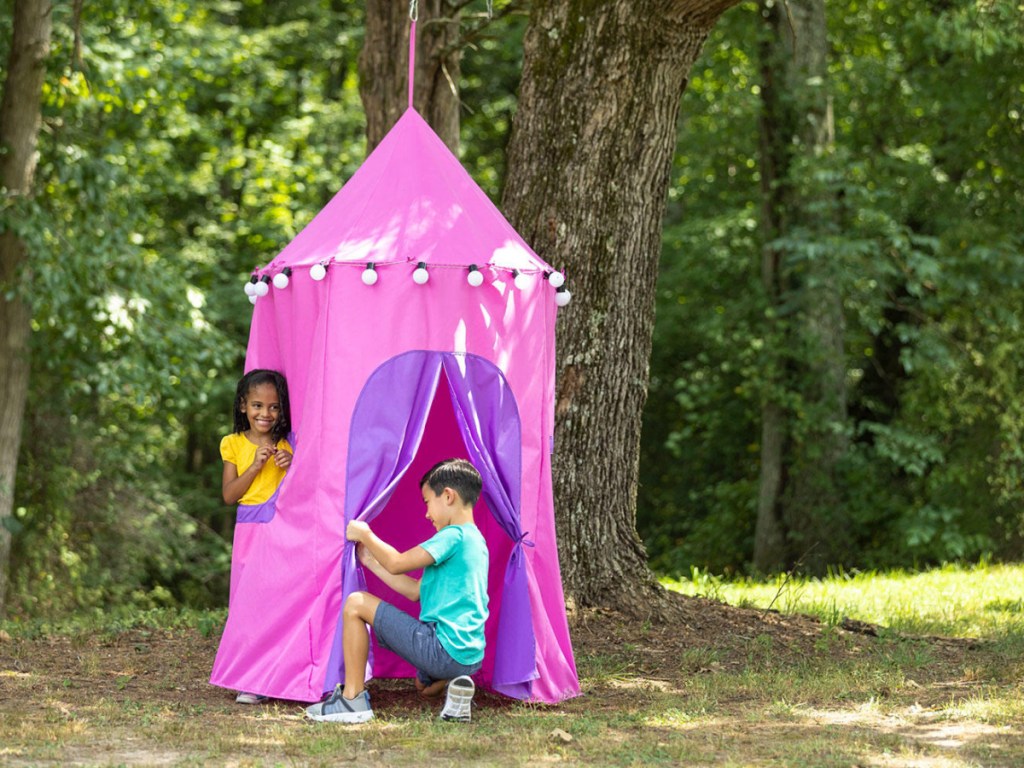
[
  {"left": 347, "top": 520, "right": 370, "bottom": 543},
  {"left": 253, "top": 445, "right": 276, "bottom": 469},
  {"left": 274, "top": 449, "right": 292, "bottom": 469}
]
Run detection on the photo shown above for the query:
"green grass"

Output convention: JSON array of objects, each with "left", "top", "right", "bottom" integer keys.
[{"left": 663, "top": 560, "right": 1024, "bottom": 638}]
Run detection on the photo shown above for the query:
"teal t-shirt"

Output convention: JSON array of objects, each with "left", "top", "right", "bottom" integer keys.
[{"left": 419, "top": 524, "right": 490, "bottom": 666}]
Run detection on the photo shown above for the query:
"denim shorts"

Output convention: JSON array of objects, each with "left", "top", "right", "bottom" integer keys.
[{"left": 373, "top": 601, "right": 482, "bottom": 685}]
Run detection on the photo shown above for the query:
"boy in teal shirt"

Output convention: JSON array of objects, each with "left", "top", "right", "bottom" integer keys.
[{"left": 307, "top": 458, "right": 489, "bottom": 724}]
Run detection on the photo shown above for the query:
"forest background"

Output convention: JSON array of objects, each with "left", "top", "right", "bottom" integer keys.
[{"left": 0, "top": 0, "right": 1022, "bottom": 620}]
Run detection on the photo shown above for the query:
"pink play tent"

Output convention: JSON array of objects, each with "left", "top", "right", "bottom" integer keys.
[{"left": 210, "top": 31, "right": 579, "bottom": 704}]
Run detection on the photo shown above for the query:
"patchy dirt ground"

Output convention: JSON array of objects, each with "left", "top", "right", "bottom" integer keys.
[
  {"left": 1, "top": 592, "right": 1019, "bottom": 767},
  {"left": 0, "top": 592, "right": 890, "bottom": 709}
]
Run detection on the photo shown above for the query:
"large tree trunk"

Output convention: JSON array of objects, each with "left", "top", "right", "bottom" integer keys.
[
  {"left": 0, "top": 0, "right": 53, "bottom": 616},
  {"left": 359, "top": 0, "right": 462, "bottom": 152},
  {"left": 502, "top": 0, "right": 740, "bottom": 610},
  {"left": 753, "top": 0, "right": 847, "bottom": 574}
]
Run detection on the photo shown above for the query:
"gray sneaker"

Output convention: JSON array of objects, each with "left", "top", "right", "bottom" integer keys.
[
  {"left": 440, "top": 676, "right": 475, "bottom": 723},
  {"left": 305, "top": 686, "right": 373, "bottom": 723},
  {"left": 235, "top": 692, "right": 268, "bottom": 705}
]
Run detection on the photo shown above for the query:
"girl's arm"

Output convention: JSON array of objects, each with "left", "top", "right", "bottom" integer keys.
[
  {"left": 357, "top": 545, "right": 421, "bottom": 602},
  {"left": 221, "top": 445, "right": 276, "bottom": 504}
]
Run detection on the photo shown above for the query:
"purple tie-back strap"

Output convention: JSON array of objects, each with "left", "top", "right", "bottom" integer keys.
[{"left": 492, "top": 544, "right": 539, "bottom": 695}]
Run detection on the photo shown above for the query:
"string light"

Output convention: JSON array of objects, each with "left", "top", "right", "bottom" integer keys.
[
  {"left": 361, "top": 263, "right": 379, "bottom": 286},
  {"left": 467, "top": 264, "right": 484, "bottom": 287},
  {"left": 546, "top": 270, "right": 565, "bottom": 288},
  {"left": 272, "top": 267, "right": 292, "bottom": 289},
  {"left": 413, "top": 262, "right": 429, "bottom": 284},
  {"left": 243, "top": 262, "right": 574, "bottom": 308}
]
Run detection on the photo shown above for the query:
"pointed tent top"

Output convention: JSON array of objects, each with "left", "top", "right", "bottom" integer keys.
[{"left": 261, "top": 109, "right": 552, "bottom": 276}]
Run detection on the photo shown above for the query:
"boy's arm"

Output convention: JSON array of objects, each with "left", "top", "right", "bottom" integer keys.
[
  {"left": 347, "top": 521, "right": 434, "bottom": 575},
  {"left": 357, "top": 545, "right": 421, "bottom": 602}
]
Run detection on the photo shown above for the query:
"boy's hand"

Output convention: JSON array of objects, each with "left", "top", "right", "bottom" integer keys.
[
  {"left": 346, "top": 520, "right": 370, "bottom": 543},
  {"left": 274, "top": 449, "right": 292, "bottom": 469}
]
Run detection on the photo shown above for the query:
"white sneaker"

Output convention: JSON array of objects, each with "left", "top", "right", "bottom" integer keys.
[
  {"left": 235, "top": 692, "right": 268, "bottom": 705},
  {"left": 440, "top": 676, "right": 475, "bottom": 723}
]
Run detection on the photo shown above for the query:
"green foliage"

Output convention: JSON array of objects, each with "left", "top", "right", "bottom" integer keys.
[
  {"left": 640, "top": 0, "right": 1024, "bottom": 574},
  {"left": 4, "top": 0, "right": 369, "bottom": 617},
  {"left": 458, "top": 3, "right": 527, "bottom": 200},
  {"left": 2, "top": 0, "right": 529, "bottom": 617}
]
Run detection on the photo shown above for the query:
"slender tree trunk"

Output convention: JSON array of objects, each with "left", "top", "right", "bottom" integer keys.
[
  {"left": 359, "top": 0, "right": 462, "bottom": 152},
  {"left": 502, "top": 0, "right": 740, "bottom": 610},
  {"left": 0, "top": 0, "right": 53, "bottom": 616},
  {"left": 754, "top": 401, "right": 787, "bottom": 571},
  {"left": 753, "top": 0, "right": 847, "bottom": 574}
]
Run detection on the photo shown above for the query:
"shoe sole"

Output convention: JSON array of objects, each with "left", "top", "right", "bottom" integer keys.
[
  {"left": 440, "top": 676, "right": 475, "bottom": 723},
  {"left": 235, "top": 695, "right": 268, "bottom": 705},
  {"left": 306, "top": 709, "right": 374, "bottom": 724}
]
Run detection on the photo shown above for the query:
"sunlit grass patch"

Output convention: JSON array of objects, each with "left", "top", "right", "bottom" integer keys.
[
  {"left": 663, "top": 561, "right": 1024, "bottom": 640},
  {"left": 937, "top": 688, "right": 1024, "bottom": 727}
]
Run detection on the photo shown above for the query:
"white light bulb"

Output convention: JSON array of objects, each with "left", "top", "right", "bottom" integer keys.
[
  {"left": 361, "top": 266, "right": 379, "bottom": 286},
  {"left": 253, "top": 279, "right": 270, "bottom": 297},
  {"left": 310, "top": 263, "right": 327, "bottom": 281},
  {"left": 548, "top": 271, "right": 565, "bottom": 288},
  {"left": 513, "top": 271, "right": 530, "bottom": 291},
  {"left": 244, "top": 280, "right": 257, "bottom": 296},
  {"left": 272, "top": 272, "right": 290, "bottom": 289},
  {"left": 249, "top": 294, "right": 258, "bottom": 305},
  {"left": 413, "top": 262, "right": 429, "bottom": 285},
  {"left": 555, "top": 288, "right": 572, "bottom": 307},
  {"left": 467, "top": 268, "right": 484, "bottom": 287}
]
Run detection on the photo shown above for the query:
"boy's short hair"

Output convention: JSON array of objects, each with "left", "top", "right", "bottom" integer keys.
[{"left": 420, "top": 458, "right": 482, "bottom": 507}]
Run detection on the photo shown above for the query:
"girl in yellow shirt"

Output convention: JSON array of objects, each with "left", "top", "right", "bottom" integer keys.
[
  {"left": 221, "top": 369, "right": 293, "bottom": 506},
  {"left": 219, "top": 369, "right": 293, "bottom": 706}
]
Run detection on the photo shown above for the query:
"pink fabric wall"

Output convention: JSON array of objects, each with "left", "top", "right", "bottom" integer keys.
[{"left": 210, "top": 110, "right": 579, "bottom": 704}]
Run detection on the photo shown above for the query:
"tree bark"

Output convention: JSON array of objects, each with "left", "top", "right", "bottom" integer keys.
[
  {"left": 753, "top": 0, "right": 848, "bottom": 574},
  {"left": 0, "top": 0, "right": 53, "bottom": 616},
  {"left": 359, "top": 0, "right": 462, "bottom": 152},
  {"left": 754, "top": 400, "right": 787, "bottom": 571},
  {"left": 502, "top": 0, "right": 741, "bottom": 610}
]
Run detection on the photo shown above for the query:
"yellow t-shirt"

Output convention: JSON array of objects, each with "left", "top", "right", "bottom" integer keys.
[{"left": 220, "top": 433, "right": 292, "bottom": 506}]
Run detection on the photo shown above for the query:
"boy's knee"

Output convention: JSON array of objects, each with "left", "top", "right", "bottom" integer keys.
[{"left": 344, "top": 591, "right": 375, "bottom": 621}]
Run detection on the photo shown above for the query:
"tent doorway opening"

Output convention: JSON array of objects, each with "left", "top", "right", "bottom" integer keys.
[{"left": 337, "top": 351, "right": 532, "bottom": 692}]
